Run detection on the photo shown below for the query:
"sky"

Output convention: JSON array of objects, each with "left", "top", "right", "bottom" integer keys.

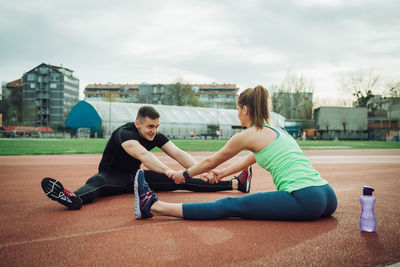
[{"left": 1, "top": 0, "right": 399, "bottom": 104}]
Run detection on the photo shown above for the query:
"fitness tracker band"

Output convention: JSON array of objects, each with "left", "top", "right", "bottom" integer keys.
[{"left": 183, "top": 169, "right": 191, "bottom": 179}]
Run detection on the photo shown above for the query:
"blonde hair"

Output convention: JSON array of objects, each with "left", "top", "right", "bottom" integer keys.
[{"left": 237, "top": 85, "right": 270, "bottom": 130}]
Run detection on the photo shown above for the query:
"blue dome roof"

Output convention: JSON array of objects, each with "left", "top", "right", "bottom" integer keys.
[{"left": 65, "top": 100, "right": 102, "bottom": 133}]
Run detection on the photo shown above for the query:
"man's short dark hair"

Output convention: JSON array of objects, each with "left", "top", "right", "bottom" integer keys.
[{"left": 136, "top": 106, "right": 160, "bottom": 121}]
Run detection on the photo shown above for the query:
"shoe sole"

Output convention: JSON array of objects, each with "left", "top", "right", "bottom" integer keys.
[
  {"left": 41, "top": 177, "right": 82, "bottom": 210},
  {"left": 134, "top": 170, "right": 142, "bottom": 219}
]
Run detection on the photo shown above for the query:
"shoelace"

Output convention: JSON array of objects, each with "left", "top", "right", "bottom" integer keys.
[
  {"left": 237, "top": 169, "right": 249, "bottom": 183},
  {"left": 63, "top": 189, "right": 73, "bottom": 197},
  {"left": 140, "top": 191, "right": 153, "bottom": 207}
]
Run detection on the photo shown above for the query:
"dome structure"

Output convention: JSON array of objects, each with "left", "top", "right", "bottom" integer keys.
[
  {"left": 66, "top": 100, "right": 285, "bottom": 138},
  {"left": 65, "top": 100, "right": 102, "bottom": 133}
]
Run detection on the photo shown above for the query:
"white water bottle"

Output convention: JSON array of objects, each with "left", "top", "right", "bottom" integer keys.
[{"left": 360, "top": 186, "right": 376, "bottom": 232}]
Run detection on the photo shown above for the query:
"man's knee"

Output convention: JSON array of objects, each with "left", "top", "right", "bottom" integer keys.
[{"left": 85, "top": 173, "right": 106, "bottom": 187}]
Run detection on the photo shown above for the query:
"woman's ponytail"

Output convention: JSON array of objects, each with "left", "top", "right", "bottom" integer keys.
[{"left": 238, "top": 85, "right": 270, "bottom": 130}]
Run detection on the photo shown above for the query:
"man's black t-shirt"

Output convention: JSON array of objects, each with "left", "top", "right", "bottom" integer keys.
[{"left": 98, "top": 122, "right": 169, "bottom": 174}]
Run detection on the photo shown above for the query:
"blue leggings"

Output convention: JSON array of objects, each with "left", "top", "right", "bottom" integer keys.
[{"left": 182, "top": 184, "right": 337, "bottom": 221}]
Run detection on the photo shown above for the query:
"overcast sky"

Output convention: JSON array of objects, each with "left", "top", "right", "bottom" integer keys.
[{"left": 1, "top": 0, "right": 399, "bottom": 102}]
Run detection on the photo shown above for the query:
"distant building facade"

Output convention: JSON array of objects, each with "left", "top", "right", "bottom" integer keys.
[
  {"left": 2, "top": 79, "right": 23, "bottom": 100},
  {"left": 193, "top": 84, "right": 237, "bottom": 109},
  {"left": 85, "top": 83, "right": 139, "bottom": 102},
  {"left": 367, "top": 97, "right": 400, "bottom": 141},
  {"left": 138, "top": 83, "right": 165, "bottom": 104},
  {"left": 84, "top": 82, "right": 238, "bottom": 109},
  {"left": 22, "top": 63, "right": 79, "bottom": 127},
  {"left": 314, "top": 106, "right": 368, "bottom": 140}
]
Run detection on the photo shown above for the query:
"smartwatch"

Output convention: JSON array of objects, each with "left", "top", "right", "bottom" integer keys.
[{"left": 183, "top": 169, "right": 191, "bottom": 179}]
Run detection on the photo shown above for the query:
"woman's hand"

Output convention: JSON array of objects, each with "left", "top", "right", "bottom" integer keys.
[
  {"left": 199, "top": 172, "right": 219, "bottom": 184},
  {"left": 210, "top": 169, "right": 225, "bottom": 182}
]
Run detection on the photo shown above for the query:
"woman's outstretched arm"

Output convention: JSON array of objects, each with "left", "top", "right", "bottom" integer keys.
[
  {"left": 213, "top": 152, "right": 256, "bottom": 181},
  {"left": 170, "top": 132, "right": 248, "bottom": 181}
]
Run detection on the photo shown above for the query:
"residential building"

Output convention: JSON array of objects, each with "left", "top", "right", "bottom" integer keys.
[
  {"left": 2, "top": 79, "right": 23, "bottom": 100},
  {"left": 85, "top": 83, "right": 139, "bottom": 102},
  {"left": 138, "top": 83, "right": 165, "bottom": 104},
  {"left": 192, "top": 83, "right": 237, "bottom": 109},
  {"left": 84, "top": 82, "right": 238, "bottom": 109},
  {"left": 22, "top": 63, "right": 79, "bottom": 127}
]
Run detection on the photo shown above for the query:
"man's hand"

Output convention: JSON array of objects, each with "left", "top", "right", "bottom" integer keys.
[{"left": 169, "top": 170, "right": 186, "bottom": 184}]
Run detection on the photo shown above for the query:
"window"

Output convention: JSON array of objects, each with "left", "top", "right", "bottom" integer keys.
[
  {"left": 192, "top": 86, "right": 199, "bottom": 93},
  {"left": 50, "top": 75, "right": 60, "bottom": 82},
  {"left": 30, "top": 83, "right": 36, "bottom": 89},
  {"left": 50, "top": 83, "right": 57, "bottom": 89},
  {"left": 27, "top": 74, "right": 35, "bottom": 81},
  {"left": 39, "top": 67, "right": 48, "bottom": 74}
]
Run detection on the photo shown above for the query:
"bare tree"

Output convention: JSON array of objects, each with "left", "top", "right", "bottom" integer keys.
[
  {"left": 383, "top": 79, "right": 400, "bottom": 118},
  {"left": 271, "top": 72, "right": 314, "bottom": 119},
  {"left": 341, "top": 69, "right": 383, "bottom": 117},
  {"left": 385, "top": 79, "right": 400, "bottom": 98},
  {"left": 341, "top": 68, "right": 381, "bottom": 96}
]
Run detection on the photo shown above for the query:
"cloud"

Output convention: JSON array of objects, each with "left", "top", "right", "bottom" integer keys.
[{"left": 1, "top": 0, "right": 399, "bottom": 102}]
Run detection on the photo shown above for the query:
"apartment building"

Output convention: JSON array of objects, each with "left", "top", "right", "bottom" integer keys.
[
  {"left": 85, "top": 83, "right": 139, "bottom": 102},
  {"left": 84, "top": 82, "right": 238, "bottom": 109},
  {"left": 193, "top": 83, "right": 237, "bottom": 109},
  {"left": 22, "top": 63, "right": 79, "bottom": 126}
]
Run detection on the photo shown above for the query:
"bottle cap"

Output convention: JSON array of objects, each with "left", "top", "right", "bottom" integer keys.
[{"left": 363, "top": 186, "right": 374, "bottom": 196}]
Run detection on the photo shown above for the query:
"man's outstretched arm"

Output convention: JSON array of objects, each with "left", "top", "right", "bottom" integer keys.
[
  {"left": 160, "top": 141, "right": 197, "bottom": 169},
  {"left": 121, "top": 140, "right": 173, "bottom": 176}
]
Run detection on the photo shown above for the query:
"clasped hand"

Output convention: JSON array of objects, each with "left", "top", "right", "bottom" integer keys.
[{"left": 166, "top": 170, "right": 222, "bottom": 184}]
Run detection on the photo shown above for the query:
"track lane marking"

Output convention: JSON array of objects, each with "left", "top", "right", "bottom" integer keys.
[{"left": 0, "top": 220, "right": 180, "bottom": 249}]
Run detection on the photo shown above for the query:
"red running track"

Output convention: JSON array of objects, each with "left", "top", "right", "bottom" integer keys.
[{"left": 0, "top": 149, "right": 399, "bottom": 266}]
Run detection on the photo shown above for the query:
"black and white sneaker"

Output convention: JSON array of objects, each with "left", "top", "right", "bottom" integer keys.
[
  {"left": 235, "top": 166, "right": 252, "bottom": 193},
  {"left": 41, "top": 177, "right": 82, "bottom": 210}
]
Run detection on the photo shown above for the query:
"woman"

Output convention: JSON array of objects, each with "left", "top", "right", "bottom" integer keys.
[{"left": 134, "top": 85, "right": 337, "bottom": 220}]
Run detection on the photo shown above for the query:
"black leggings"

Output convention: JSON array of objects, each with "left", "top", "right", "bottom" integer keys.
[{"left": 74, "top": 170, "right": 233, "bottom": 204}]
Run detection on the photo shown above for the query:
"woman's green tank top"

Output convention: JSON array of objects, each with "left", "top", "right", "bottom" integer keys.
[{"left": 254, "top": 124, "right": 327, "bottom": 193}]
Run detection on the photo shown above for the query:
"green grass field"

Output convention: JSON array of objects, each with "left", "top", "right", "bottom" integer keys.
[{"left": 0, "top": 138, "right": 399, "bottom": 155}]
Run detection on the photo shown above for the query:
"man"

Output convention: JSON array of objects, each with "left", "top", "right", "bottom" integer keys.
[{"left": 41, "top": 106, "right": 252, "bottom": 210}]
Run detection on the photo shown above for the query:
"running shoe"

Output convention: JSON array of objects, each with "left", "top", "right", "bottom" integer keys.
[
  {"left": 236, "top": 166, "right": 252, "bottom": 193},
  {"left": 134, "top": 169, "right": 158, "bottom": 219},
  {"left": 41, "top": 177, "right": 82, "bottom": 210}
]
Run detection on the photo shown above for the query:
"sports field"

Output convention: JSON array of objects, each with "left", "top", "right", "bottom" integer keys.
[
  {"left": 0, "top": 149, "right": 399, "bottom": 266},
  {"left": 1, "top": 138, "right": 400, "bottom": 155}
]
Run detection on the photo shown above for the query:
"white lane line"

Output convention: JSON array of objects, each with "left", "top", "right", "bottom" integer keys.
[
  {"left": 0, "top": 221, "right": 180, "bottom": 249},
  {"left": 307, "top": 155, "right": 400, "bottom": 163}
]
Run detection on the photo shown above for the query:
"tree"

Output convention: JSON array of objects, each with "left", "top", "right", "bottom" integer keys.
[
  {"left": 187, "top": 94, "right": 204, "bottom": 107},
  {"left": 102, "top": 91, "right": 117, "bottom": 102},
  {"left": 0, "top": 98, "right": 10, "bottom": 125},
  {"left": 385, "top": 80, "right": 400, "bottom": 99},
  {"left": 165, "top": 82, "right": 200, "bottom": 106},
  {"left": 0, "top": 86, "right": 23, "bottom": 125},
  {"left": 271, "top": 72, "right": 314, "bottom": 119},
  {"left": 22, "top": 101, "right": 38, "bottom": 126},
  {"left": 383, "top": 79, "right": 400, "bottom": 118},
  {"left": 341, "top": 69, "right": 383, "bottom": 117}
]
